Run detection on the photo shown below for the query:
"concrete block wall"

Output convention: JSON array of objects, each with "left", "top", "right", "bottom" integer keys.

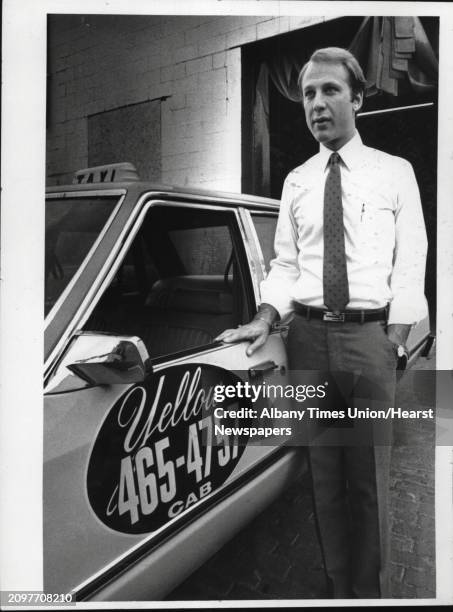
[{"left": 46, "top": 14, "right": 326, "bottom": 189}]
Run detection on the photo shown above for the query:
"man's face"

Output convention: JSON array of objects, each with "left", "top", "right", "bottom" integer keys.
[{"left": 301, "top": 61, "right": 363, "bottom": 151}]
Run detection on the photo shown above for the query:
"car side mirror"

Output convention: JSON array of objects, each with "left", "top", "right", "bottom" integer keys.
[{"left": 45, "top": 332, "right": 151, "bottom": 394}]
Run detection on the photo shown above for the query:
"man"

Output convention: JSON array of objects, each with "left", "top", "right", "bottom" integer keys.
[{"left": 216, "top": 47, "right": 427, "bottom": 598}]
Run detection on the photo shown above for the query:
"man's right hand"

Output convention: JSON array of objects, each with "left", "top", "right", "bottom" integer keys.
[{"left": 214, "top": 319, "right": 271, "bottom": 357}]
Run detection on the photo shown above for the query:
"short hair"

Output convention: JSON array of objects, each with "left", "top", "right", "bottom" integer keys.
[{"left": 298, "top": 47, "right": 366, "bottom": 98}]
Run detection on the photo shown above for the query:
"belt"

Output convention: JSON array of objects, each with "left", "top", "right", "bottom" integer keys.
[{"left": 292, "top": 302, "right": 388, "bottom": 323}]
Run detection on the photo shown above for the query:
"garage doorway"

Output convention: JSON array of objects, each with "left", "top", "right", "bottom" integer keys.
[{"left": 242, "top": 16, "right": 438, "bottom": 327}]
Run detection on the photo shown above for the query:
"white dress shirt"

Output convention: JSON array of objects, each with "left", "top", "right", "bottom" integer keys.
[{"left": 260, "top": 131, "right": 428, "bottom": 325}]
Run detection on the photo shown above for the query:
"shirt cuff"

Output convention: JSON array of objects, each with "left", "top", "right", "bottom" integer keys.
[{"left": 387, "top": 295, "right": 429, "bottom": 325}]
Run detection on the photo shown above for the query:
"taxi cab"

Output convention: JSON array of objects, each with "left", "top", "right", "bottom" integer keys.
[{"left": 44, "top": 163, "right": 433, "bottom": 601}]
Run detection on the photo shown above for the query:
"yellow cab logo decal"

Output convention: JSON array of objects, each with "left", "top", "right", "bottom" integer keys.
[{"left": 87, "top": 363, "right": 250, "bottom": 534}]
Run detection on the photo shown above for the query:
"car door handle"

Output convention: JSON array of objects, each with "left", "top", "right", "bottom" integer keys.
[{"left": 248, "top": 360, "right": 286, "bottom": 379}]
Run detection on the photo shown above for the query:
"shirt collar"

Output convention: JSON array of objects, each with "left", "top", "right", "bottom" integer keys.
[{"left": 319, "top": 130, "right": 363, "bottom": 171}]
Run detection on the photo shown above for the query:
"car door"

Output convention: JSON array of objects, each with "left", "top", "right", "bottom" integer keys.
[{"left": 43, "top": 196, "right": 294, "bottom": 597}]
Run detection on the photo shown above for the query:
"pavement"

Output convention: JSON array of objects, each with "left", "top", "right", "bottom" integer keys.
[{"left": 167, "top": 352, "right": 436, "bottom": 602}]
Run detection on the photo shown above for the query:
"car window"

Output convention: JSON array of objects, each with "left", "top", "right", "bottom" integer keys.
[
  {"left": 45, "top": 196, "right": 120, "bottom": 315},
  {"left": 251, "top": 214, "right": 277, "bottom": 272},
  {"left": 84, "top": 204, "right": 252, "bottom": 359},
  {"left": 169, "top": 226, "right": 231, "bottom": 275}
]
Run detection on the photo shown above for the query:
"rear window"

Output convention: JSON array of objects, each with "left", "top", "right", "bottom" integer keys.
[
  {"left": 45, "top": 196, "right": 119, "bottom": 315},
  {"left": 251, "top": 214, "right": 277, "bottom": 271}
]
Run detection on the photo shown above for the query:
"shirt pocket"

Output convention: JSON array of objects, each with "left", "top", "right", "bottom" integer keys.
[{"left": 355, "top": 189, "right": 396, "bottom": 245}]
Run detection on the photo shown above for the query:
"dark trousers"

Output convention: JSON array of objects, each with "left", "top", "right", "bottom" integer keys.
[{"left": 287, "top": 315, "right": 397, "bottom": 598}]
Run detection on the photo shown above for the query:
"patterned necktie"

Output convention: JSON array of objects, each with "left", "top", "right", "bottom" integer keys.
[{"left": 323, "top": 152, "right": 349, "bottom": 312}]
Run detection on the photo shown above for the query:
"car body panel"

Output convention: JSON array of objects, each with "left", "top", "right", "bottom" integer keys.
[
  {"left": 88, "top": 447, "right": 306, "bottom": 601},
  {"left": 44, "top": 335, "right": 293, "bottom": 595},
  {"left": 44, "top": 181, "right": 294, "bottom": 598}
]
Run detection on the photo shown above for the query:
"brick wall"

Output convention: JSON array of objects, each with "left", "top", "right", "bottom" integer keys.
[{"left": 46, "top": 14, "right": 327, "bottom": 190}]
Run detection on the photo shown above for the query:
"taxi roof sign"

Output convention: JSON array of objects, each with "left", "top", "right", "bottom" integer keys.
[{"left": 73, "top": 162, "right": 140, "bottom": 185}]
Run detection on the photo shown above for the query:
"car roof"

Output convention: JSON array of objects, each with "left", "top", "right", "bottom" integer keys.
[{"left": 45, "top": 180, "right": 280, "bottom": 211}]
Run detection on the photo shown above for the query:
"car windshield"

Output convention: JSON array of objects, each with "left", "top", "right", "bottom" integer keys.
[{"left": 45, "top": 195, "right": 119, "bottom": 316}]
